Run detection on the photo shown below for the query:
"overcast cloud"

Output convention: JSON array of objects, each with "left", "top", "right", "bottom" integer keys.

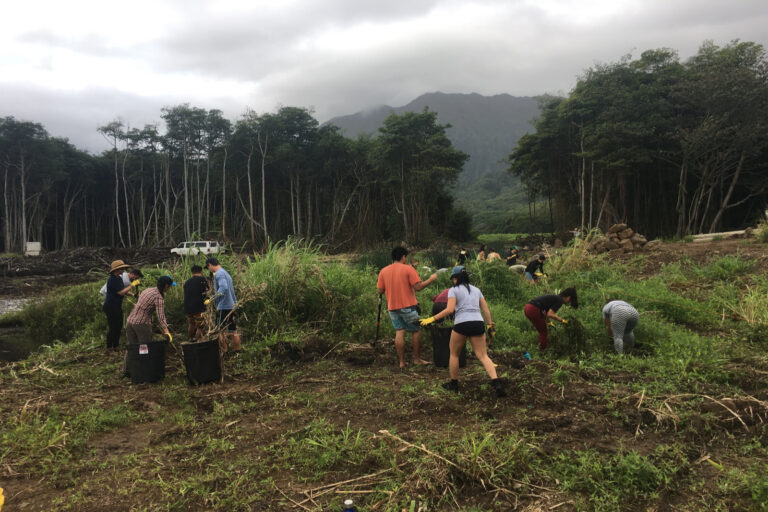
[{"left": 1, "top": 0, "right": 767, "bottom": 152}]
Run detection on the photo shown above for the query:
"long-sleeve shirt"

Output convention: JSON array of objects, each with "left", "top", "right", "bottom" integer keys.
[
  {"left": 213, "top": 268, "right": 237, "bottom": 310},
  {"left": 126, "top": 287, "right": 168, "bottom": 332}
]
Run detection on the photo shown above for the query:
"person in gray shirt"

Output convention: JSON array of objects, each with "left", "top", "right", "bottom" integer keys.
[
  {"left": 602, "top": 300, "right": 639, "bottom": 354},
  {"left": 420, "top": 266, "right": 505, "bottom": 397}
]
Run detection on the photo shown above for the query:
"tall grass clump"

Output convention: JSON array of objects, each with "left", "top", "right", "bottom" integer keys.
[
  {"left": 8, "top": 281, "right": 105, "bottom": 344},
  {"left": 467, "top": 261, "right": 527, "bottom": 303},
  {"left": 235, "top": 240, "right": 377, "bottom": 341},
  {"left": 418, "top": 246, "right": 455, "bottom": 270},
  {"left": 692, "top": 255, "right": 754, "bottom": 281},
  {"left": 355, "top": 245, "right": 393, "bottom": 271}
]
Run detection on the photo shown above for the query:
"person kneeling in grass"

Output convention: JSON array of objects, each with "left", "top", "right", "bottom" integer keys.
[
  {"left": 602, "top": 299, "right": 639, "bottom": 354},
  {"left": 420, "top": 266, "right": 506, "bottom": 397},
  {"left": 524, "top": 288, "right": 578, "bottom": 351}
]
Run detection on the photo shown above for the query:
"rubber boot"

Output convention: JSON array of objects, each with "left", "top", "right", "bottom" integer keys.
[
  {"left": 441, "top": 379, "right": 459, "bottom": 393},
  {"left": 491, "top": 378, "right": 507, "bottom": 397}
]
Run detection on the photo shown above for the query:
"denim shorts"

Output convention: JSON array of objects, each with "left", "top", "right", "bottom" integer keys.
[
  {"left": 525, "top": 272, "right": 535, "bottom": 281},
  {"left": 388, "top": 306, "right": 421, "bottom": 332}
]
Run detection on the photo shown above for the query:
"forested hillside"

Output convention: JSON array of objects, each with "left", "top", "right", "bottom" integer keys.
[
  {"left": 509, "top": 40, "right": 768, "bottom": 238},
  {"left": 329, "top": 93, "right": 544, "bottom": 233},
  {"left": 329, "top": 92, "right": 540, "bottom": 184},
  {"left": 0, "top": 109, "right": 469, "bottom": 252}
]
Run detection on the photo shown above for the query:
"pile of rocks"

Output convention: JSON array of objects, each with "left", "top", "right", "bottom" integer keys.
[{"left": 588, "top": 224, "right": 661, "bottom": 254}]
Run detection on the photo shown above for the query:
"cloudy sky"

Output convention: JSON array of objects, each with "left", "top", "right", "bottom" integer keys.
[{"left": 2, "top": 0, "right": 767, "bottom": 152}]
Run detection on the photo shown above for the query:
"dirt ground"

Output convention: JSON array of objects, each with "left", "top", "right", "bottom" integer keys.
[
  {"left": 2, "top": 334, "right": 767, "bottom": 511},
  {"left": 1, "top": 238, "right": 767, "bottom": 510}
]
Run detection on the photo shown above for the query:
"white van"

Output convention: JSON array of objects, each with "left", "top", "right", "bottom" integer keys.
[{"left": 170, "top": 241, "right": 226, "bottom": 256}]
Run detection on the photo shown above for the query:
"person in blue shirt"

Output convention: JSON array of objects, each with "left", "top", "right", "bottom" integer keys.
[{"left": 205, "top": 257, "right": 241, "bottom": 353}]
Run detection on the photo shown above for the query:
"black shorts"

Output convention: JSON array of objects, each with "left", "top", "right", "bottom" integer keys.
[
  {"left": 453, "top": 321, "right": 486, "bottom": 337},
  {"left": 217, "top": 309, "right": 237, "bottom": 331}
]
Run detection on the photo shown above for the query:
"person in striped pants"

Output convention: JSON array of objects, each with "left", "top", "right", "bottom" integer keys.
[{"left": 602, "top": 300, "right": 639, "bottom": 354}]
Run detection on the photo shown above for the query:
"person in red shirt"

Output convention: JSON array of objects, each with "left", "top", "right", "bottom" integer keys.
[{"left": 377, "top": 246, "right": 438, "bottom": 368}]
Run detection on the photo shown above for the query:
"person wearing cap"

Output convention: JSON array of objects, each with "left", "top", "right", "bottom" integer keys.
[
  {"left": 486, "top": 248, "right": 502, "bottom": 262},
  {"left": 506, "top": 246, "right": 519, "bottom": 266},
  {"left": 420, "top": 266, "right": 505, "bottom": 397},
  {"left": 205, "top": 257, "right": 241, "bottom": 353},
  {"left": 102, "top": 260, "right": 141, "bottom": 351},
  {"left": 184, "top": 265, "right": 210, "bottom": 340},
  {"left": 524, "top": 288, "right": 578, "bottom": 351},
  {"left": 377, "top": 246, "right": 437, "bottom": 368},
  {"left": 602, "top": 299, "right": 639, "bottom": 354},
  {"left": 524, "top": 254, "right": 547, "bottom": 284}
]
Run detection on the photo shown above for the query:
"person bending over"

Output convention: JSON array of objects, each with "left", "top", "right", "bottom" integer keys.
[
  {"left": 524, "top": 254, "right": 547, "bottom": 284},
  {"left": 603, "top": 299, "right": 639, "bottom": 354},
  {"left": 524, "top": 288, "right": 578, "bottom": 351}
]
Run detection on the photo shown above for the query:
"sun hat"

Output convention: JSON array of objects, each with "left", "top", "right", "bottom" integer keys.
[
  {"left": 450, "top": 265, "right": 465, "bottom": 278},
  {"left": 109, "top": 260, "right": 130, "bottom": 273}
]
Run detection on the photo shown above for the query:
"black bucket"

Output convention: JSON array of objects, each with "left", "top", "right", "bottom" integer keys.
[
  {"left": 182, "top": 340, "right": 221, "bottom": 385},
  {"left": 126, "top": 340, "right": 167, "bottom": 384},
  {"left": 430, "top": 326, "right": 467, "bottom": 368}
]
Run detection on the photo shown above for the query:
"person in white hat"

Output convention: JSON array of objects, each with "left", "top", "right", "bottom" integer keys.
[{"left": 102, "top": 260, "right": 140, "bottom": 351}]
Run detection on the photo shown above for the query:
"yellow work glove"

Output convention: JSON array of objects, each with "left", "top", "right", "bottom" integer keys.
[
  {"left": 204, "top": 299, "right": 212, "bottom": 305},
  {"left": 534, "top": 271, "right": 543, "bottom": 277},
  {"left": 164, "top": 331, "right": 173, "bottom": 343},
  {"left": 131, "top": 279, "right": 140, "bottom": 287},
  {"left": 561, "top": 319, "right": 569, "bottom": 324},
  {"left": 547, "top": 321, "right": 555, "bottom": 327},
  {"left": 420, "top": 316, "right": 436, "bottom": 327}
]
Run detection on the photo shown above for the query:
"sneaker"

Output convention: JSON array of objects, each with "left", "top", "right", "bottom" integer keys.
[
  {"left": 491, "top": 378, "right": 507, "bottom": 398},
  {"left": 441, "top": 380, "right": 459, "bottom": 393}
]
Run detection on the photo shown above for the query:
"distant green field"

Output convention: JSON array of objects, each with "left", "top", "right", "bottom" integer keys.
[{"left": 477, "top": 233, "right": 553, "bottom": 244}]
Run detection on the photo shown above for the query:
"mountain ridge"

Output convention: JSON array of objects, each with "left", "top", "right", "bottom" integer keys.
[{"left": 327, "top": 91, "right": 542, "bottom": 183}]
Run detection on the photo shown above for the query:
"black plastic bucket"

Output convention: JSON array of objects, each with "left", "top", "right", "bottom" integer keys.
[
  {"left": 126, "top": 340, "right": 167, "bottom": 384},
  {"left": 430, "top": 326, "right": 467, "bottom": 368},
  {"left": 182, "top": 340, "right": 221, "bottom": 385}
]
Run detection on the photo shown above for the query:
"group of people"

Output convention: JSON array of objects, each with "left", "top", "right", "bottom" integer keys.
[
  {"left": 467, "top": 245, "right": 550, "bottom": 284},
  {"left": 101, "top": 257, "right": 241, "bottom": 373},
  {"left": 377, "top": 246, "right": 640, "bottom": 397}
]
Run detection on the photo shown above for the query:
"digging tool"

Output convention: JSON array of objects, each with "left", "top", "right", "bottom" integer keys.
[{"left": 374, "top": 294, "right": 382, "bottom": 346}]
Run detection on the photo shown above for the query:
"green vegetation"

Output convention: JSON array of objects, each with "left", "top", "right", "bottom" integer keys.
[
  {"left": 1, "top": 240, "right": 767, "bottom": 510},
  {"left": 509, "top": 41, "right": 768, "bottom": 238}
]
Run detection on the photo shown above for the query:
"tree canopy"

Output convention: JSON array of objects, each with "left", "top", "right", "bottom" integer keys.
[
  {"left": 508, "top": 41, "right": 768, "bottom": 237},
  {"left": 0, "top": 107, "right": 471, "bottom": 252}
]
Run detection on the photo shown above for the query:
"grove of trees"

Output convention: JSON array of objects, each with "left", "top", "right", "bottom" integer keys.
[
  {"left": 0, "top": 107, "right": 470, "bottom": 253},
  {"left": 508, "top": 40, "right": 768, "bottom": 238}
]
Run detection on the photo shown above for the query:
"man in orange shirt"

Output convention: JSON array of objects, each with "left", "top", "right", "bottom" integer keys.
[{"left": 377, "top": 246, "right": 438, "bottom": 368}]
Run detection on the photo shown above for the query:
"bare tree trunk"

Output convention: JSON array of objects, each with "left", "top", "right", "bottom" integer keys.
[
  {"left": 708, "top": 151, "right": 745, "bottom": 233},
  {"left": 183, "top": 149, "right": 190, "bottom": 240},
  {"left": 20, "top": 154, "right": 27, "bottom": 250},
  {"left": 258, "top": 133, "right": 269, "bottom": 247},
  {"left": 221, "top": 147, "right": 228, "bottom": 240},
  {"left": 588, "top": 161, "right": 594, "bottom": 229},
  {"left": 3, "top": 162, "right": 11, "bottom": 253},
  {"left": 290, "top": 176, "right": 296, "bottom": 235},
  {"left": 246, "top": 143, "right": 256, "bottom": 248},
  {"left": 121, "top": 151, "right": 132, "bottom": 246},
  {"left": 580, "top": 129, "right": 586, "bottom": 233},
  {"left": 399, "top": 161, "right": 408, "bottom": 240}
]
